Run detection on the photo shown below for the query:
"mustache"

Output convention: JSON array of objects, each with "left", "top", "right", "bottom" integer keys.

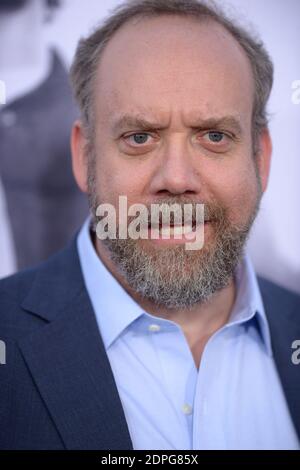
[{"left": 123, "top": 199, "right": 226, "bottom": 227}]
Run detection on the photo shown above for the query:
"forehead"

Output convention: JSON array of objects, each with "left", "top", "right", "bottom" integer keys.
[{"left": 94, "top": 15, "right": 254, "bottom": 126}]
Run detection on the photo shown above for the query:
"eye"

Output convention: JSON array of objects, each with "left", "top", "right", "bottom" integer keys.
[
  {"left": 198, "top": 130, "right": 234, "bottom": 153},
  {"left": 205, "top": 131, "right": 226, "bottom": 143},
  {"left": 124, "top": 133, "right": 151, "bottom": 145}
]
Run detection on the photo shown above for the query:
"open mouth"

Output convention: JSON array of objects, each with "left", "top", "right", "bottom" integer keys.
[{"left": 147, "top": 220, "right": 210, "bottom": 237}]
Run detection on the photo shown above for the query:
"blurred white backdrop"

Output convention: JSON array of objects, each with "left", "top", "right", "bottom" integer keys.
[{"left": 40, "top": 0, "right": 300, "bottom": 292}]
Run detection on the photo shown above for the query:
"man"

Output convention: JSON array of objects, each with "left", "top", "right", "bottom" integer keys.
[
  {"left": 0, "top": 0, "right": 299, "bottom": 450},
  {"left": 0, "top": 0, "right": 88, "bottom": 273}
]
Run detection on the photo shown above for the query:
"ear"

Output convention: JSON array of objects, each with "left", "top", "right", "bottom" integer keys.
[
  {"left": 256, "top": 127, "right": 272, "bottom": 193},
  {"left": 70, "top": 120, "right": 89, "bottom": 194}
]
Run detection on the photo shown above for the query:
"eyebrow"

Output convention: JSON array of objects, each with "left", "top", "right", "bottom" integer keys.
[
  {"left": 112, "top": 114, "right": 168, "bottom": 135},
  {"left": 111, "top": 113, "right": 243, "bottom": 136}
]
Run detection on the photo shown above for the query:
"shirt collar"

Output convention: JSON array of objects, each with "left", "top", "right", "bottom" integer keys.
[
  {"left": 77, "top": 217, "right": 146, "bottom": 350},
  {"left": 77, "top": 217, "right": 273, "bottom": 356},
  {"left": 228, "top": 250, "right": 273, "bottom": 356}
]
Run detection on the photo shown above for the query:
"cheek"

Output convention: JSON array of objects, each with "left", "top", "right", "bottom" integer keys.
[
  {"left": 209, "top": 162, "right": 259, "bottom": 225},
  {"left": 95, "top": 152, "right": 146, "bottom": 205}
]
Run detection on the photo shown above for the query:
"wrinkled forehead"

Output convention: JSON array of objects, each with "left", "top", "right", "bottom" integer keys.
[{"left": 94, "top": 15, "right": 254, "bottom": 128}]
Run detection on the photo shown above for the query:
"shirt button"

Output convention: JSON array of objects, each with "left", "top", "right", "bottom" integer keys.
[
  {"left": 182, "top": 403, "right": 193, "bottom": 415},
  {"left": 148, "top": 324, "right": 161, "bottom": 332}
]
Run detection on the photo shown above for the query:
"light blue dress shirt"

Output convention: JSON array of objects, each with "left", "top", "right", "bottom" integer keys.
[{"left": 77, "top": 217, "right": 299, "bottom": 450}]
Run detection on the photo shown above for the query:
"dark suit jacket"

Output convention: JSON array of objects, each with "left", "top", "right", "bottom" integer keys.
[{"left": 0, "top": 236, "right": 300, "bottom": 450}]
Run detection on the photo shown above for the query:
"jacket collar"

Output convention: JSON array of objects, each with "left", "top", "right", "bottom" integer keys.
[
  {"left": 19, "top": 235, "right": 134, "bottom": 450},
  {"left": 18, "top": 236, "right": 300, "bottom": 447},
  {"left": 258, "top": 276, "right": 300, "bottom": 441}
]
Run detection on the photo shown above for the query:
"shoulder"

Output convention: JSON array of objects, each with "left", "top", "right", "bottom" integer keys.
[
  {"left": 0, "top": 266, "right": 39, "bottom": 331},
  {"left": 0, "top": 236, "right": 80, "bottom": 337},
  {"left": 258, "top": 275, "right": 300, "bottom": 304},
  {"left": 257, "top": 275, "right": 300, "bottom": 325}
]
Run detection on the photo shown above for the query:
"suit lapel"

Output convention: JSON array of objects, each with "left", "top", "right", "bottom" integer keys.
[
  {"left": 16, "top": 238, "right": 300, "bottom": 448},
  {"left": 18, "top": 238, "right": 134, "bottom": 450},
  {"left": 258, "top": 277, "right": 300, "bottom": 441}
]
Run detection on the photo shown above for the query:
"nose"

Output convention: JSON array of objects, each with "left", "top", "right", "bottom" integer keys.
[{"left": 149, "top": 138, "right": 200, "bottom": 196}]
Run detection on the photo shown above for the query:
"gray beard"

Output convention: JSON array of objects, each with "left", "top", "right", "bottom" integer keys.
[
  {"left": 87, "top": 160, "right": 261, "bottom": 310},
  {"left": 98, "top": 216, "right": 253, "bottom": 309}
]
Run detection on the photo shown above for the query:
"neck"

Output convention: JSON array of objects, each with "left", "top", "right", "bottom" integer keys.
[
  {"left": 0, "top": 1, "right": 50, "bottom": 104},
  {"left": 94, "top": 236, "right": 237, "bottom": 368}
]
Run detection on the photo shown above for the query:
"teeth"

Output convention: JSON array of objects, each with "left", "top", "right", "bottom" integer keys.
[
  {"left": 160, "top": 224, "right": 194, "bottom": 237},
  {"left": 160, "top": 226, "right": 172, "bottom": 237},
  {"left": 183, "top": 224, "right": 194, "bottom": 235},
  {"left": 170, "top": 226, "right": 183, "bottom": 236}
]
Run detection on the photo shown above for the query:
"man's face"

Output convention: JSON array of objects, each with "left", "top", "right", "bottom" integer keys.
[{"left": 75, "top": 16, "right": 271, "bottom": 308}]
